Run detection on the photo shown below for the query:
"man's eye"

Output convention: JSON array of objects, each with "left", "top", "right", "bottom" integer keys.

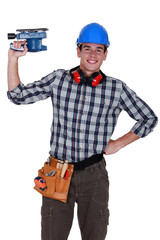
[{"left": 97, "top": 49, "right": 103, "bottom": 53}]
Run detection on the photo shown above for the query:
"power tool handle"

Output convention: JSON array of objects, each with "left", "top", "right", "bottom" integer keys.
[{"left": 10, "top": 43, "right": 24, "bottom": 52}]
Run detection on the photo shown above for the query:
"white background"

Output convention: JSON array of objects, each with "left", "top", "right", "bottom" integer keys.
[{"left": 0, "top": 0, "right": 160, "bottom": 239}]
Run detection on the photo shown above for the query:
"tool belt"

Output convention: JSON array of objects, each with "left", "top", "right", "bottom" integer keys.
[
  {"left": 34, "top": 153, "right": 103, "bottom": 203},
  {"left": 34, "top": 156, "right": 74, "bottom": 203}
]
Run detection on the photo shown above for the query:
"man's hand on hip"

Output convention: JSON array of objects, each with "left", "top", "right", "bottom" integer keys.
[
  {"left": 104, "top": 139, "right": 121, "bottom": 155},
  {"left": 104, "top": 131, "right": 140, "bottom": 155}
]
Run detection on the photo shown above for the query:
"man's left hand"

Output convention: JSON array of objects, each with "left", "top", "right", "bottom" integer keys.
[{"left": 104, "top": 139, "right": 121, "bottom": 155}]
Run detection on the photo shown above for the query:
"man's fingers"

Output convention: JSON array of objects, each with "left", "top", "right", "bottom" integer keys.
[{"left": 13, "top": 40, "right": 27, "bottom": 49}]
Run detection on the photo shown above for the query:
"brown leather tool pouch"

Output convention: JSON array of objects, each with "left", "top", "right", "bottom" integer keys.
[{"left": 34, "top": 156, "right": 74, "bottom": 203}]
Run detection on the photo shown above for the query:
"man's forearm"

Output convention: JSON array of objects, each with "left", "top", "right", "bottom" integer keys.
[
  {"left": 7, "top": 42, "right": 28, "bottom": 92},
  {"left": 8, "top": 57, "right": 20, "bottom": 91},
  {"left": 105, "top": 131, "right": 140, "bottom": 155},
  {"left": 116, "top": 131, "right": 140, "bottom": 149}
]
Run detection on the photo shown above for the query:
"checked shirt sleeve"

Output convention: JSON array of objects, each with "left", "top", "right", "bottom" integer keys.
[
  {"left": 7, "top": 71, "right": 56, "bottom": 105},
  {"left": 119, "top": 83, "right": 158, "bottom": 138}
]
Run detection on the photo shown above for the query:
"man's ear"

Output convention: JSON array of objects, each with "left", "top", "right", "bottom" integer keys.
[
  {"left": 103, "top": 50, "right": 108, "bottom": 61},
  {"left": 77, "top": 46, "right": 81, "bottom": 58}
]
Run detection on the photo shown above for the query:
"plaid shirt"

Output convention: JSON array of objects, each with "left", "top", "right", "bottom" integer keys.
[{"left": 7, "top": 68, "right": 158, "bottom": 162}]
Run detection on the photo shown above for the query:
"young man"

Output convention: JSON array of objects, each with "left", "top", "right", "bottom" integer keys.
[{"left": 7, "top": 23, "right": 158, "bottom": 240}]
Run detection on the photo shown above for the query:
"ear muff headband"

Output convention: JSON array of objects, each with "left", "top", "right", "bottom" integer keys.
[{"left": 71, "top": 68, "right": 103, "bottom": 87}]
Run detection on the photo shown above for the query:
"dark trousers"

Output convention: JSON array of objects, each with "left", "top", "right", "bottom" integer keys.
[{"left": 41, "top": 158, "right": 109, "bottom": 240}]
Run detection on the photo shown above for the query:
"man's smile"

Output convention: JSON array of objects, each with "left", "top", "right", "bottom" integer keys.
[{"left": 87, "top": 60, "right": 98, "bottom": 64}]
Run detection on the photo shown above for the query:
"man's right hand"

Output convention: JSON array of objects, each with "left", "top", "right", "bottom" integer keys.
[{"left": 8, "top": 41, "right": 28, "bottom": 60}]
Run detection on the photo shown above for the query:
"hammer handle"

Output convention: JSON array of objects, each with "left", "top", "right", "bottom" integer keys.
[{"left": 60, "top": 160, "right": 69, "bottom": 178}]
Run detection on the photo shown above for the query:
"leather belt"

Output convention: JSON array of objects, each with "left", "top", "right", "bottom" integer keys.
[{"left": 72, "top": 153, "right": 104, "bottom": 171}]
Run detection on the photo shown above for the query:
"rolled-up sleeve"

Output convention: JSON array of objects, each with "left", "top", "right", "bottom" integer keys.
[
  {"left": 119, "top": 83, "right": 158, "bottom": 138},
  {"left": 7, "top": 71, "right": 56, "bottom": 105}
]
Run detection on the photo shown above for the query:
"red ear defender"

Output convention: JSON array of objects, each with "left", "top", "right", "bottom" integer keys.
[
  {"left": 90, "top": 73, "right": 103, "bottom": 87},
  {"left": 72, "top": 68, "right": 85, "bottom": 84},
  {"left": 72, "top": 70, "right": 81, "bottom": 84}
]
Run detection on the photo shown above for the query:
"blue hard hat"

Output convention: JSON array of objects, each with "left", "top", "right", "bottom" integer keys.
[{"left": 76, "top": 23, "right": 110, "bottom": 46}]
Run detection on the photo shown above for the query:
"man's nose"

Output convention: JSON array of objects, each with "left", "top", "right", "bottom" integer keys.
[{"left": 89, "top": 50, "right": 96, "bottom": 57}]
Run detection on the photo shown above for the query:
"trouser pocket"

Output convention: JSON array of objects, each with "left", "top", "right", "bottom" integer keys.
[{"left": 100, "top": 208, "right": 110, "bottom": 226}]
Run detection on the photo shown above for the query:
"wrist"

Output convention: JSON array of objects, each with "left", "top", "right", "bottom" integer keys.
[
  {"left": 8, "top": 48, "right": 20, "bottom": 62},
  {"left": 8, "top": 55, "right": 19, "bottom": 64}
]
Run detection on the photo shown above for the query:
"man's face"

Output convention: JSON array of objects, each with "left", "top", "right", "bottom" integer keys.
[{"left": 77, "top": 43, "right": 108, "bottom": 77}]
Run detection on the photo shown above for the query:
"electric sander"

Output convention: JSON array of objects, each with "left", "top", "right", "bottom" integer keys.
[{"left": 8, "top": 28, "right": 48, "bottom": 52}]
